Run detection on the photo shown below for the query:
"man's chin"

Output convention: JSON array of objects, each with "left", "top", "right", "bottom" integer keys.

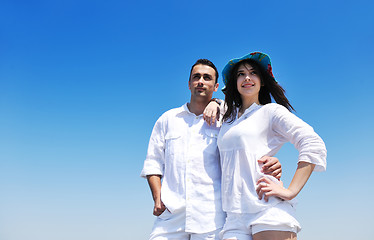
[
  {"left": 194, "top": 92, "right": 207, "bottom": 97},
  {"left": 195, "top": 89, "right": 209, "bottom": 95},
  {"left": 193, "top": 93, "right": 212, "bottom": 100}
]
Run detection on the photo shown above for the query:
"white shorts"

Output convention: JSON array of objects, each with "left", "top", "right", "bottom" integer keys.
[
  {"left": 149, "top": 209, "right": 221, "bottom": 240},
  {"left": 220, "top": 201, "right": 301, "bottom": 240}
]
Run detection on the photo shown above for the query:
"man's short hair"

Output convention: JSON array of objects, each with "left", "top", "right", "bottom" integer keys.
[{"left": 189, "top": 59, "right": 219, "bottom": 84}]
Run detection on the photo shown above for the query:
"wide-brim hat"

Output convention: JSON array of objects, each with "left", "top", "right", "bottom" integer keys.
[{"left": 221, "top": 52, "right": 274, "bottom": 92}]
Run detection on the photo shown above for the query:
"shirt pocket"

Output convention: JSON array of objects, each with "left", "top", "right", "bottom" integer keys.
[
  {"left": 165, "top": 131, "right": 182, "bottom": 156},
  {"left": 203, "top": 128, "right": 219, "bottom": 155}
]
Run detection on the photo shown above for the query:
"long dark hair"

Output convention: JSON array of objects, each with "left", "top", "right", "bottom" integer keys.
[{"left": 223, "top": 59, "right": 295, "bottom": 123}]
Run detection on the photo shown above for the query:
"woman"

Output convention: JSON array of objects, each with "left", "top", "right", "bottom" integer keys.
[{"left": 210, "top": 52, "right": 326, "bottom": 240}]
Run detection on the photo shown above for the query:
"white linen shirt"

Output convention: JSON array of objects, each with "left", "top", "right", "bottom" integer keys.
[
  {"left": 141, "top": 103, "right": 225, "bottom": 233},
  {"left": 217, "top": 103, "right": 327, "bottom": 214}
]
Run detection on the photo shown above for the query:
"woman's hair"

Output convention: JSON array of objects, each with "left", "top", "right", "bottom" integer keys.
[{"left": 223, "top": 59, "right": 295, "bottom": 123}]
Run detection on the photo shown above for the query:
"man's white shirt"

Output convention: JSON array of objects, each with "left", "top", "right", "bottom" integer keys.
[{"left": 141, "top": 103, "right": 225, "bottom": 233}]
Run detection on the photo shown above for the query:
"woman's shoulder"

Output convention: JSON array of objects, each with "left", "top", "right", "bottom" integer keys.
[
  {"left": 262, "top": 103, "right": 289, "bottom": 112},
  {"left": 261, "top": 103, "right": 294, "bottom": 120}
]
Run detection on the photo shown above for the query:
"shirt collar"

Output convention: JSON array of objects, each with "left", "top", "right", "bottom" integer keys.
[
  {"left": 182, "top": 103, "right": 190, "bottom": 113},
  {"left": 182, "top": 103, "right": 203, "bottom": 117},
  {"left": 237, "top": 103, "right": 262, "bottom": 119}
]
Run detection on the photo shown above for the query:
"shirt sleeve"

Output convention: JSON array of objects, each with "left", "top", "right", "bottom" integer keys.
[
  {"left": 140, "top": 115, "right": 166, "bottom": 178},
  {"left": 271, "top": 104, "right": 327, "bottom": 172}
]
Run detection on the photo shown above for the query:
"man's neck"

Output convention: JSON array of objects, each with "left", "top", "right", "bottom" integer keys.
[{"left": 187, "top": 97, "right": 210, "bottom": 116}]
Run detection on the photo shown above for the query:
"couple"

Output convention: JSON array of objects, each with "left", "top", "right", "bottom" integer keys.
[{"left": 140, "top": 52, "right": 327, "bottom": 240}]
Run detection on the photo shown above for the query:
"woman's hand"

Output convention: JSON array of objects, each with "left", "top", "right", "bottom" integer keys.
[
  {"left": 203, "top": 101, "right": 220, "bottom": 126},
  {"left": 257, "top": 162, "right": 316, "bottom": 202},
  {"left": 256, "top": 177, "right": 295, "bottom": 202}
]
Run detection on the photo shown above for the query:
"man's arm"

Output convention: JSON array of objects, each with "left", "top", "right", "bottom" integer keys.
[
  {"left": 146, "top": 175, "right": 166, "bottom": 216},
  {"left": 141, "top": 115, "right": 166, "bottom": 216}
]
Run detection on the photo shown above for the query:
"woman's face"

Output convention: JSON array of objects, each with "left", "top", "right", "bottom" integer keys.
[{"left": 236, "top": 63, "right": 261, "bottom": 101}]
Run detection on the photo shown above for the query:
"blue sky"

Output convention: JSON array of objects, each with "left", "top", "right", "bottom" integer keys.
[{"left": 1, "top": 0, "right": 373, "bottom": 239}]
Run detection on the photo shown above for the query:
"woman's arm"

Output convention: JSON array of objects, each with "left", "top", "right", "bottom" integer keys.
[
  {"left": 203, "top": 100, "right": 221, "bottom": 126},
  {"left": 256, "top": 104, "right": 326, "bottom": 202}
]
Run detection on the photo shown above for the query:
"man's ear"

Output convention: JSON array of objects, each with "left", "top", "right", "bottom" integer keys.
[{"left": 214, "top": 83, "right": 219, "bottom": 92}]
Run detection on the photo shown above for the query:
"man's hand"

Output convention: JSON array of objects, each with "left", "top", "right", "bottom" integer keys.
[
  {"left": 153, "top": 199, "right": 166, "bottom": 216},
  {"left": 258, "top": 156, "right": 282, "bottom": 180},
  {"left": 146, "top": 175, "right": 166, "bottom": 216}
]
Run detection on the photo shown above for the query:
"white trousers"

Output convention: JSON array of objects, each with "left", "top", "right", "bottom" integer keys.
[{"left": 150, "top": 209, "right": 221, "bottom": 240}]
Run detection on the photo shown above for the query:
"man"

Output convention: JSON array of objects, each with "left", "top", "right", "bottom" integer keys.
[{"left": 141, "top": 59, "right": 281, "bottom": 239}]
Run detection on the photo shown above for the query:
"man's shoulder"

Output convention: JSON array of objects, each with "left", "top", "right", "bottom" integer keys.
[
  {"left": 164, "top": 105, "right": 185, "bottom": 115},
  {"left": 157, "top": 104, "right": 186, "bottom": 121}
]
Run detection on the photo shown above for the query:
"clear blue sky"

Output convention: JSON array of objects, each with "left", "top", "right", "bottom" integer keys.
[{"left": 1, "top": 0, "right": 373, "bottom": 239}]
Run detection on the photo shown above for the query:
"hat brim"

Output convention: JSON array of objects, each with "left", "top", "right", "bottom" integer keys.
[{"left": 221, "top": 52, "right": 273, "bottom": 92}]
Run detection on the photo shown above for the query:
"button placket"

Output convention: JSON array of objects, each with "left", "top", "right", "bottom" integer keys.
[{"left": 185, "top": 115, "right": 193, "bottom": 226}]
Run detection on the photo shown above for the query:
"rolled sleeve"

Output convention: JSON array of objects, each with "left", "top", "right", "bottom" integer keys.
[
  {"left": 272, "top": 104, "right": 327, "bottom": 172},
  {"left": 140, "top": 116, "right": 166, "bottom": 178},
  {"left": 140, "top": 158, "right": 164, "bottom": 177}
]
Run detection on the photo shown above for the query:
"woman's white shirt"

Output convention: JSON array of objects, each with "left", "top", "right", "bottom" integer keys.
[{"left": 217, "top": 103, "right": 327, "bottom": 214}]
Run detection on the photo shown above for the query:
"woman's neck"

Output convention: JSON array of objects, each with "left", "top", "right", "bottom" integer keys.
[{"left": 238, "top": 97, "right": 259, "bottom": 118}]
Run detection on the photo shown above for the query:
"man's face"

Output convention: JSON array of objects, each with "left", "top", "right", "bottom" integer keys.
[{"left": 189, "top": 64, "right": 219, "bottom": 99}]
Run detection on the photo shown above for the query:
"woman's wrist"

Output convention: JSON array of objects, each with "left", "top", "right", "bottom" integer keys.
[
  {"left": 283, "top": 188, "right": 297, "bottom": 201},
  {"left": 210, "top": 98, "right": 222, "bottom": 105}
]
